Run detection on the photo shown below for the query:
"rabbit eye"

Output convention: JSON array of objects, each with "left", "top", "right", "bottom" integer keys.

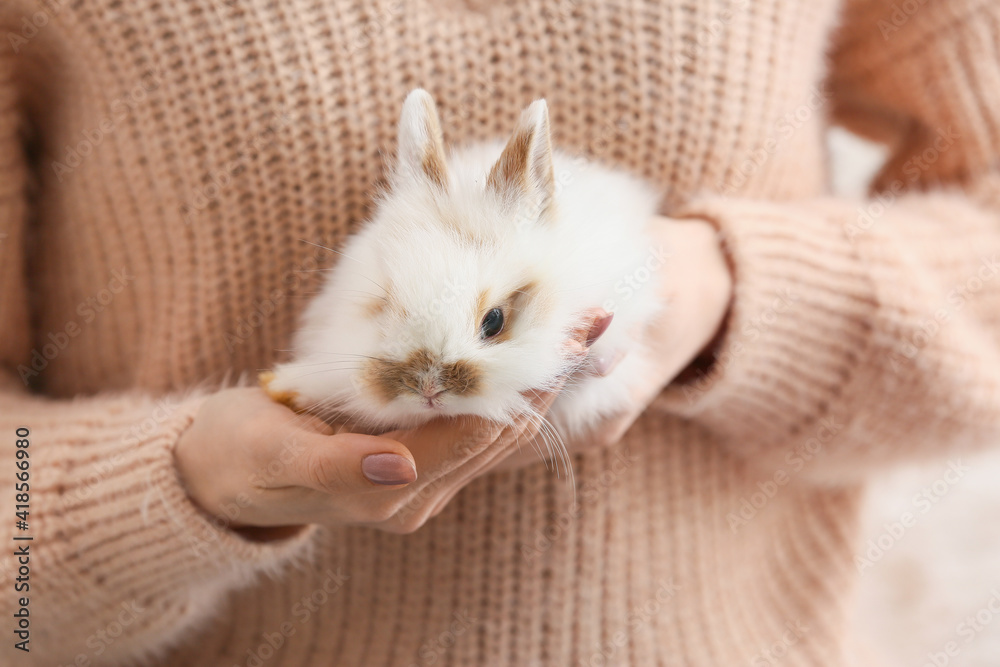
[{"left": 480, "top": 308, "right": 504, "bottom": 339}]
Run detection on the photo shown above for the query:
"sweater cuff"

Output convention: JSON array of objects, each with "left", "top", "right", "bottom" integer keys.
[
  {"left": 654, "top": 198, "right": 877, "bottom": 458},
  {"left": 145, "top": 398, "right": 319, "bottom": 581},
  {"left": 41, "top": 394, "right": 318, "bottom": 607}
]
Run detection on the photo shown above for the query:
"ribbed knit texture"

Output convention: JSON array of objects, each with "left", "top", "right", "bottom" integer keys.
[{"left": 1, "top": 0, "right": 999, "bottom": 665}]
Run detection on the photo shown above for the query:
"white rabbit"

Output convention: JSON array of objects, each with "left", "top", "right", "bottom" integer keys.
[{"left": 266, "top": 89, "right": 665, "bottom": 463}]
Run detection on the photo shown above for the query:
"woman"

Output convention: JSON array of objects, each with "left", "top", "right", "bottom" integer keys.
[{"left": 1, "top": 0, "right": 998, "bottom": 664}]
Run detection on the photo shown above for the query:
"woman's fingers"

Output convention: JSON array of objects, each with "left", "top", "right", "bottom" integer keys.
[
  {"left": 278, "top": 431, "right": 417, "bottom": 494},
  {"left": 382, "top": 416, "right": 501, "bottom": 478},
  {"left": 416, "top": 314, "right": 609, "bottom": 516},
  {"left": 419, "top": 378, "right": 583, "bottom": 519},
  {"left": 589, "top": 349, "right": 625, "bottom": 376},
  {"left": 175, "top": 318, "right": 590, "bottom": 534}
]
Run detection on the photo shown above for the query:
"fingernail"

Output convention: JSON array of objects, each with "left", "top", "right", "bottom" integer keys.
[
  {"left": 586, "top": 312, "right": 614, "bottom": 347},
  {"left": 592, "top": 350, "right": 625, "bottom": 376},
  {"left": 362, "top": 453, "right": 417, "bottom": 486}
]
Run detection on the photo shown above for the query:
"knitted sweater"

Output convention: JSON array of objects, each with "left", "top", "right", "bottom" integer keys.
[{"left": 2, "top": 0, "right": 999, "bottom": 665}]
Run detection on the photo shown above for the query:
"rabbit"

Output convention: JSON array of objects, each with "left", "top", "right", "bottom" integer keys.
[{"left": 265, "top": 88, "right": 665, "bottom": 466}]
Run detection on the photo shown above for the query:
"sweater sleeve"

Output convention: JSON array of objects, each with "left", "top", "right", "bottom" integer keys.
[
  {"left": 656, "top": 0, "right": 1000, "bottom": 483},
  {"left": 0, "top": 55, "right": 315, "bottom": 665}
]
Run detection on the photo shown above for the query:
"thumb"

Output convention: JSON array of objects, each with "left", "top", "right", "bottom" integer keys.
[{"left": 290, "top": 432, "right": 418, "bottom": 494}]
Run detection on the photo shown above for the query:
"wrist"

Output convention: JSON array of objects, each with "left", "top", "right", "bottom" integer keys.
[{"left": 624, "top": 216, "right": 732, "bottom": 393}]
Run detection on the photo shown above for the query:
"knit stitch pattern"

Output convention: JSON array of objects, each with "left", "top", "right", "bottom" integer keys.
[{"left": 1, "top": 0, "right": 999, "bottom": 665}]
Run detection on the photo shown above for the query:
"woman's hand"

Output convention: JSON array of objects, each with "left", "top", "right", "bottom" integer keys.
[
  {"left": 497, "top": 215, "right": 733, "bottom": 470},
  {"left": 173, "top": 315, "right": 601, "bottom": 536},
  {"left": 591, "top": 216, "right": 731, "bottom": 439}
]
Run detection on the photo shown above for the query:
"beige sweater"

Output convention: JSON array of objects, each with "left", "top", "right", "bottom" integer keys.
[{"left": 2, "top": 0, "right": 1000, "bottom": 664}]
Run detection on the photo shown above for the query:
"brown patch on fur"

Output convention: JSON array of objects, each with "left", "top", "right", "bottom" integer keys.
[
  {"left": 367, "top": 349, "right": 434, "bottom": 402},
  {"left": 487, "top": 122, "right": 556, "bottom": 222},
  {"left": 259, "top": 371, "right": 304, "bottom": 412},
  {"left": 422, "top": 148, "right": 448, "bottom": 189},
  {"left": 478, "top": 280, "right": 542, "bottom": 344},
  {"left": 365, "top": 297, "right": 389, "bottom": 318},
  {"left": 440, "top": 360, "right": 481, "bottom": 395},
  {"left": 475, "top": 288, "right": 491, "bottom": 319},
  {"left": 418, "top": 95, "right": 448, "bottom": 188},
  {"left": 437, "top": 209, "right": 479, "bottom": 246},
  {"left": 362, "top": 349, "right": 482, "bottom": 404},
  {"left": 509, "top": 280, "right": 540, "bottom": 313},
  {"left": 487, "top": 127, "right": 532, "bottom": 195},
  {"left": 363, "top": 280, "right": 406, "bottom": 319}
]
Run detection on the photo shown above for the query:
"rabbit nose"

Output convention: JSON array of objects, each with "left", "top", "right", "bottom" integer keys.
[{"left": 421, "top": 386, "right": 445, "bottom": 399}]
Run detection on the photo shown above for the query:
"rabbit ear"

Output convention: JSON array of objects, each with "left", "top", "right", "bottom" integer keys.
[
  {"left": 394, "top": 89, "right": 448, "bottom": 190},
  {"left": 487, "top": 99, "right": 556, "bottom": 224}
]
